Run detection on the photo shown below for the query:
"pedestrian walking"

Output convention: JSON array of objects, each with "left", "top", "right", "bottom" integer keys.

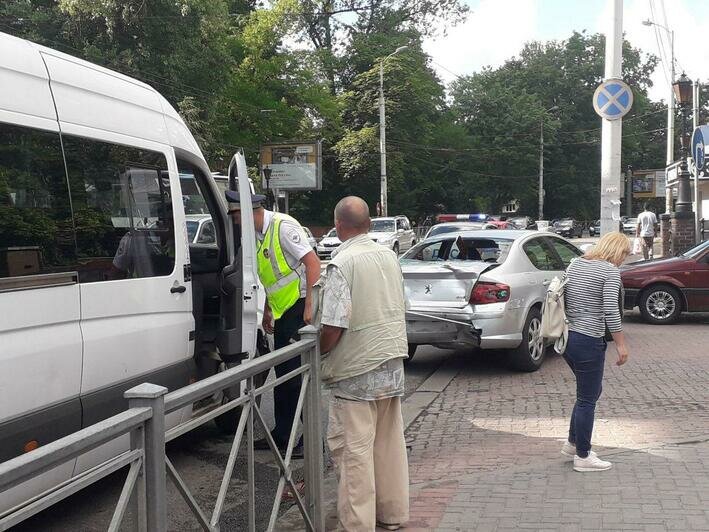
[
  {"left": 636, "top": 203, "right": 658, "bottom": 260},
  {"left": 225, "top": 189, "right": 321, "bottom": 458},
  {"left": 318, "top": 196, "right": 409, "bottom": 531},
  {"left": 562, "top": 232, "right": 631, "bottom": 472}
]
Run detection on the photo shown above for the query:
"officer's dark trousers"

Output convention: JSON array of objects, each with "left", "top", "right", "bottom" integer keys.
[{"left": 271, "top": 298, "right": 305, "bottom": 446}]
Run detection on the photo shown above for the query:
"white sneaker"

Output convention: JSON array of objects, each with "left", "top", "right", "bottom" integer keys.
[
  {"left": 573, "top": 451, "right": 612, "bottom": 472},
  {"left": 561, "top": 441, "right": 576, "bottom": 458}
]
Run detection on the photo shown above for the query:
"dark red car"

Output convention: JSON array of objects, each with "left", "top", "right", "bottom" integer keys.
[{"left": 622, "top": 240, "right": 709, "bottom": 324}]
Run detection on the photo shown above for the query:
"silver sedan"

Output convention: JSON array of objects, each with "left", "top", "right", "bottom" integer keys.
[{"left": 401, "top": 230, "right": 583, "bottom": 371}]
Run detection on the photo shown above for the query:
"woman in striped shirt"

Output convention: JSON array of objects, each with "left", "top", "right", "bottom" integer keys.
[{"left": 561, "top": 232, "right": 631, "bottom": 472}]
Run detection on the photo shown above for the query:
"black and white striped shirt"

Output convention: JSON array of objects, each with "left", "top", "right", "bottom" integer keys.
[{"left": 564, "top": 258, "right": 623, "bottom": 338}]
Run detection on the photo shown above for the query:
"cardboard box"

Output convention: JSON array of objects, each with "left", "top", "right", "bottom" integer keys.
[{"left": 0, "top": 247, "right": 41, "bottom": 277}]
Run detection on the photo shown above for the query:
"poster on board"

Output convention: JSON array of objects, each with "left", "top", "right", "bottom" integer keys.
[
  {"left": 259, "top": 141, "right": 322, "bottom": 191},
  {"left": 631, "top": 169, "right": 666, "bottom": 199}
]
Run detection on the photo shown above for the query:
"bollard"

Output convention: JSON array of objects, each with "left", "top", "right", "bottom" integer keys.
[
  {"left": 300, "top": 325, "right": 325, "bottom": 531},
  {"left": 125, "top": 383, "right": 168, "bottom": 532}
]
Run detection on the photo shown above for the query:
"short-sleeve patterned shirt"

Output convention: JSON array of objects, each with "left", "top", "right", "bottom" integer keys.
[{"left": 320, "top": 263, "right": 405, "bottom": 401}]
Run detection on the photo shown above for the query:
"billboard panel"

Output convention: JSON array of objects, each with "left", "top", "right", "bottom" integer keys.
[
  {"left": 632, "top": 169, "right": 666, "bottom": 199},
  {"left": 259, "top": 141, "right": 322, "bottom": 191}
]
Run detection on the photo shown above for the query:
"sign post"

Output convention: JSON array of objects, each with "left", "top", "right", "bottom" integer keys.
[
  {"left": 595, "top": 0, "right": 631, "bottom": 236},
  {"left": 691, "top": 124, "right": 709, "bottom": 243}
]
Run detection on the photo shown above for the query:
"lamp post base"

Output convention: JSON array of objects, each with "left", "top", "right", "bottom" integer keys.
[
  {"left": 670, "top": 210, "right": 696, "bottom": 256},
  {"left": 660, "top": 214, "right": 671, "bottom": 258}
]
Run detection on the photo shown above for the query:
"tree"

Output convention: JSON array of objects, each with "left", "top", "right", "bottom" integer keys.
[
  {"left": 450, "top": 32, "right": 663, "bottom": 219},
  {"left": 294, "top": 0, "right": 468, "bottom": 94}
]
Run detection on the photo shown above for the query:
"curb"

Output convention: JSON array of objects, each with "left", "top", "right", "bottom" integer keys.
[{"left": 402, "top": 357, "right": 461, "bottom": 430}]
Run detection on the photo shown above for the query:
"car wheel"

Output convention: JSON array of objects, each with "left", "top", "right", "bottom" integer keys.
[
  {"left": 405, "top": 343, "right": 417, "bottom": 364},
  {"left": 392, "top": 242, "right": 400, "bottom": 255},
  {"left": 639, "top": 285, "right": 682, "bottom": 325},
  {"left": 508, "top": 307, "right": 545, "bottom": 372}
]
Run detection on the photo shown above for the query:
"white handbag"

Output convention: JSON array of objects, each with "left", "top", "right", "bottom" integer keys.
[{"left": 541, "top": 275, "right": 569, "bottom": 354}]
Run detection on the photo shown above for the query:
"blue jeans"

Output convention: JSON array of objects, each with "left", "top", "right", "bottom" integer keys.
[{"left": 563, "top": 331, "right": 607, "bottom": 458}]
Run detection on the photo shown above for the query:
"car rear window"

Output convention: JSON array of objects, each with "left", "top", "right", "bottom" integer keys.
[{"left": 402, "top": 237, "right": 513, "bottom": 263}]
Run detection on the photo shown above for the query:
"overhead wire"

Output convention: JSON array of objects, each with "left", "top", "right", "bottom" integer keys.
[
  {"left": 388, "top": 127, "right": 665, "bottom": 154},
  {"left": 658, "top": 0, "right": 685, "bottom": 74},
  {"left": 398, "top": 150, "right": 538, "bottom": 180},
  {"left": 648, "top": 0, "right": 671, "bottom": 85}
]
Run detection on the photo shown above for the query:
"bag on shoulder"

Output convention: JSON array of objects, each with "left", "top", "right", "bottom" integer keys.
[
  {"left": 631, "top": 237, "right": 642, "bottom": 255},
  {"left": 541, "top": 275, "right": 569, "bottom": 354}
]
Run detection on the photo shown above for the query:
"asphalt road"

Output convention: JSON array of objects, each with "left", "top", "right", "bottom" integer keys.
[{"left": 10, "top": 345, "right": 451, "bottom": 531}]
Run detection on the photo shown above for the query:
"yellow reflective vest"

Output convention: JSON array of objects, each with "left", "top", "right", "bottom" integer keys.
[{"left": 257, "top": 214, "right": 302, "bottom": 320}]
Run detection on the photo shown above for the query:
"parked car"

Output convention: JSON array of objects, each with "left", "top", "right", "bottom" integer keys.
[
  {"left": 589, "top": 219, "right": 601, "bottom": 236},
  {"left": 508, "top": 216, "right": 535, "bottom": 230},
  {"left": 316, "top": 228, "right": 342, "bottom": 259},
  {"left": 185, "top": 215, "right": 217, "bottom": 245},
  {"left": 487, "top": 215, "right": 510, "bottom": 229},
  {"left": 303, "top": 227, "right": 317, "bottom": 251},
  {"left": 553, "top": 219, "right": 583, "bottom": 238},
  {"left": 621, "top": 239, "right": 709, "bottom": 324},
  {"left": 623, "top": 217, "right": 638, "bottom": 235},
  {"left": 401, "top": 230, "right": 584, "bottom": 371},
  {"left": 368, "top": 216, "right": 416, "bottom": 254},
  {"left": 424, "top": 221, "right": 497, "bottom": 239}
]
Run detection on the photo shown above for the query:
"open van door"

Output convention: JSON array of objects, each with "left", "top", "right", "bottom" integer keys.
[{"left": 216, "top": 151, "right": 259, "bottom": 361}]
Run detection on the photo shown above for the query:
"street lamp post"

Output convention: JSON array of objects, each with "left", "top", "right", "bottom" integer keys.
[
  {"left": 379, "top": 45, "right": 408, "bottom": 218},
  {"left": 673, "top": 73, "right": 693, "bottom": 213},
  {"left": 538, "top": 106, "right": 558, "bottom": 221},
  {"left": 642, "top": 20, "right": 675, "bottom": 213},
  {"left": 262, "top": 166, "right": 275, "bottom": 211}
]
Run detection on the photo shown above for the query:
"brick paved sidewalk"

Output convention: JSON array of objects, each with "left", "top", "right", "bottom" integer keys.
[
  {"left": 278, "top": 312, "right": 709, "bottom": 531},
  {"left": 405, "top": 312, "right": 709, "bottom": 531},
  {"left": 416, "top": 439, "right": 709, "bottom": 531}
]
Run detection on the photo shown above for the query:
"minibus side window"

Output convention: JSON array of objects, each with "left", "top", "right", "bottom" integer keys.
[
  {"left": 0, "top": 122, "right": 77, "bottom": 279},
  {"left": 61, "top": 136, "right": 175, "bottom": 282}
]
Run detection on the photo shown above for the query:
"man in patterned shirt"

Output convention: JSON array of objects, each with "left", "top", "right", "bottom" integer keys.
[{"left": 318, "top": 196, "right": 409, "bottom": 531}]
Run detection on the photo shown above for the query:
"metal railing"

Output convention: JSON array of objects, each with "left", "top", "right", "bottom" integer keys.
[
  {"left": 0, "top": 405, "right": 152, "bottom": 531},
  {"left": 701, "top": 218, "right": 708, "bottom": 242},
  {"left": 0, "top": 325, "right": 324, "bottom": 532}
]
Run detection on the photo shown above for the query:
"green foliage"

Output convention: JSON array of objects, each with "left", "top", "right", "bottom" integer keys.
[
  {"left": 449, "top": 32, "right": 664, "bottom": 219},
  {"left": 0, "top": 3, "right": 694, "bottom": 224}
]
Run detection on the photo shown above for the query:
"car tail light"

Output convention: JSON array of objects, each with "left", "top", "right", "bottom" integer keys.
[{"left": 470, "top": 281, "right": 511, "bottom": 305}]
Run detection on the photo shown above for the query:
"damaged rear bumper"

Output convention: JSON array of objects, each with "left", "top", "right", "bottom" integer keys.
[{"left": 405, "top": 306, "right": 481, "bottom": 349}]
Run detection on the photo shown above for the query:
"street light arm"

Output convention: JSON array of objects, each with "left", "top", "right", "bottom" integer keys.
[{"left": 642, "top": 19, "right": 669, "bottom": 32}]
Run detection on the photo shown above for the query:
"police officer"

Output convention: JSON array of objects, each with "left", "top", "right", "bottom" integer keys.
[{"left": 225, "top": 190, "right": 321, "bottom": 457}]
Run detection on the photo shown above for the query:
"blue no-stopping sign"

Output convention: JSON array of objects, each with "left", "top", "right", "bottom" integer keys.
[
  {"left": 691, "top": 125, "right": 709, "bottom": 171},
  {"left": 593, "top": 79, "right": 633, "bottom": 120}
]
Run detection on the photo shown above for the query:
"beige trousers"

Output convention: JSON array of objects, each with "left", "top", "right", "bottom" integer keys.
[{"left": 327, "top": 396, "right": 409, "bottom": 532}]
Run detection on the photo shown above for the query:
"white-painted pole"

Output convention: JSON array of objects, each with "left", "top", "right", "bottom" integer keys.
[
  {"left": 379, "top": 62, "right": 388, "bottom": 218},
  {"left": 665, "top": 30, "right": 676, "bottom": 214},
  {"left": 693, "top": 80, "right": 701, "bottom": 243},
  {"left": 600, "top": 0, "right": 624, "bottom": 236}
]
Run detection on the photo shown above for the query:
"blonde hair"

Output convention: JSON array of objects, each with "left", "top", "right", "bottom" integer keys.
[{"left": 584, "top": 232, "right": 631, "bottom": 266}]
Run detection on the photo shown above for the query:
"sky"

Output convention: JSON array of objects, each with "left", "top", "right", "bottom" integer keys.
[{"left": 423, "top": 0, "right": 709, "bottom": 102}]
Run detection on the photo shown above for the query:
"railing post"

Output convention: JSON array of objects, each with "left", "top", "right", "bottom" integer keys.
[
  {"left": 130, "top": 421, "right": 147, "bottom": 532},
  {"left": 300, "top": 325, "right": 324, "bottom": 531},
  {"left": 125, "top": 383, "right": 168, "bottom": 532}
]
